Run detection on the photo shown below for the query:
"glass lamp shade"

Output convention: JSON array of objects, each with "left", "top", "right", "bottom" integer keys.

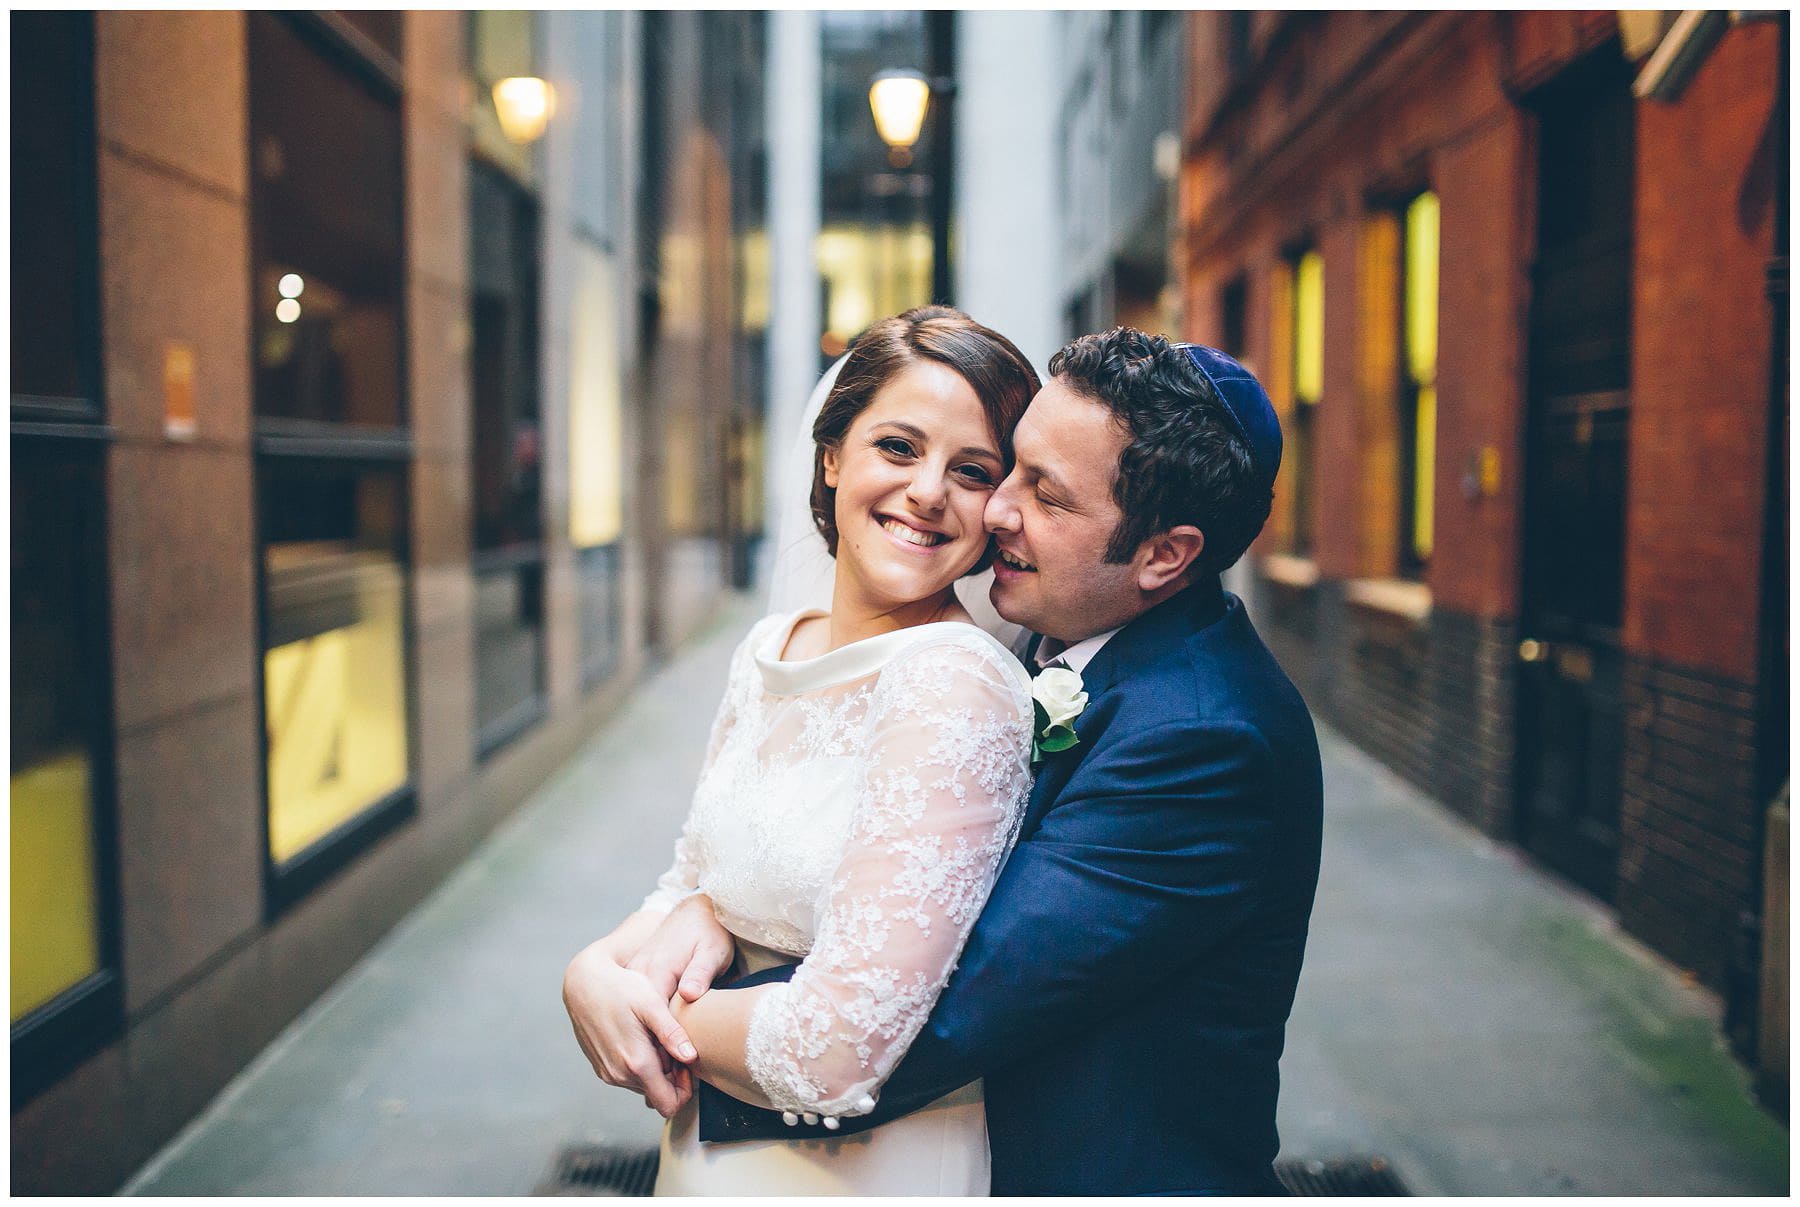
[
  {"left": 492, "top": 76, "right": 554, "bottom": 144},
  {"left": 868, "top": 70, "right": 930, "bottom": 150}
]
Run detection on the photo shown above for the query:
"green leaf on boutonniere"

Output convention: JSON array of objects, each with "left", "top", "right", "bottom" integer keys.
[{"left": 1038, "top": 725, "right": 1079, "bottom": 754}]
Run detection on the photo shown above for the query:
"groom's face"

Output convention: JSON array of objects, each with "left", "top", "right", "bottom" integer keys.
[{"left": 985, "top": 379, "right": 1144, "bottom": 644}]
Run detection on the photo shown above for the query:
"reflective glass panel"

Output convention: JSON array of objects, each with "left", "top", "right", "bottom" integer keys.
[
  {"left": 11, "top": 450, "right": 105, "bottom": 1021},
  {"left": 470, "top": 160, "right": 543, "bottom": 552},
  {"left": 11, "top": 13, "right": 96, "bottom": 406},
  {"left": 249, "top": 13, "right": 404, "bottom": 429},
  {"left": 474, "top": 557, "right": 545, "bottom": 742},
  {"left": 470, "top": 159, "right": 544, "bottom": 748},
  {"left": 578, "top": 544, "right": 622, "bottom": 689},
  {"left": 569, "top": 239, "right": 624, "bottom": 549},
  {"left": 261, "top": 462, "right": 411, "bottom": 864}
]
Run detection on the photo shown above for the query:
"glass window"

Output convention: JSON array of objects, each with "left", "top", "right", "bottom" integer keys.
[
  {"left": 1287, "top": 246, "right": 1323, "bottom": 558},
  {"left": 1220, "top": 274, "right": 1247, "bottom": 361},
  {"left": 249, "top": 12, "right": 405, "bottom": 432},
  {"left": 570, "top": 240, "right": 624, "bottom": 550},
  {"left": 261, "top": 462, "right": 411, "bottom": 865},
  {"left": 12, "top": 449, "right": 113, "bottom": 1027},
  {"left": 10, "top": 13, "right": 120, "bottom": 1105},
  {"left": 470, "top": 157, "right": 545, "bottom": 750},
  {"left": 249, "top": 13, "right": 413, "bottom": 902},
  {"left": 11, "top": 12, "right": 99, "bottom": 412},
  {"left": 569, "top": 239, "right": 626, "bottom": 688},
  {"left": 577, "top": 545, "right": 623, "bottom": 689},
  {"left": 1400, "top": 191, "right": 1439, "bottom": 576}
]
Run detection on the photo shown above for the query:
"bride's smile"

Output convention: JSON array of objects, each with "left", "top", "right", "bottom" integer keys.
[{"left": 823, "top": 359, "right": 1004, "bottom": 619}]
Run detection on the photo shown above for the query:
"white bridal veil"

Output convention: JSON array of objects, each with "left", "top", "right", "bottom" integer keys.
[{"left": 765, "top": 354, "right": 1027, "bottom": 652}]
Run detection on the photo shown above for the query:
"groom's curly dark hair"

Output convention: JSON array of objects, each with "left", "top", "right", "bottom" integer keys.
[{"left": 1050, "top": 327, "right": 1273, "bottom": 575}]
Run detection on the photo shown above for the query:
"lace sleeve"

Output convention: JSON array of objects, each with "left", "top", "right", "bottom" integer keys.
[
  {"left": 639, "top": 616, "right": 773, "bottom": 915},
  {"left": 743, "top": 634, "right": 1033, "bottom": 1116}
]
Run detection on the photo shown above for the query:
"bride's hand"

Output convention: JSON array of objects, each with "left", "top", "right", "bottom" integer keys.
[
  {"left": 563, "top": 940, "right": 699, "bottom": 1118},
  {"left": 626, "top": 894, "right": 737, "bottom": 1003}
]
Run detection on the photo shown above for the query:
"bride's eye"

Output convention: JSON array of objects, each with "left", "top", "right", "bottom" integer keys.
[
  {"left": 955, "top": 463, "right": 996, "bottom": 487},
  {"left": 875, "top": 436, "right": 915, "bottom": 458}
]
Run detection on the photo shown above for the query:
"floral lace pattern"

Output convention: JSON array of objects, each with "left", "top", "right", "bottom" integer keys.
[{"left": 642, "top": 612, "right": 1033, "bottom": 1117}]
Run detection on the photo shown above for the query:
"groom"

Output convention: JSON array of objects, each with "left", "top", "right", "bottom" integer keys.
[{"left": 575, "top": 328, "right": 1322, "bottom": 1195}]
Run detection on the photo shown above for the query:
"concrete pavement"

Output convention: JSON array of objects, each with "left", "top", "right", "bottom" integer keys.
[{"left": 124, "top": 593, "right": 1786, "bottom": 1195}]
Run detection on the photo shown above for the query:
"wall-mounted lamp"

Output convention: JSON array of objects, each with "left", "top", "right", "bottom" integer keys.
[
  {"left": 869, "top": 69, "right": 930, "bottom": 167},
  {"left": 492, "top": 76, "right": 554, "bottom": 144}
]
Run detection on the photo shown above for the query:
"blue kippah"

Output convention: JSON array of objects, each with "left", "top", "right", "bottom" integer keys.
[{"left": 1179, "top": 344, "right": 1282, "bottom": 491}]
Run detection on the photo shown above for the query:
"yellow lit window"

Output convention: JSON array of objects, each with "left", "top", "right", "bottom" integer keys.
[
  {"left": 11, "top": 455, "right": 108, "bottom": 1024},
  {"left": 1285, "top": 245, "right": 1322, "bottom": 558},
  {"left": 261, "top": 468, "right": 412, "bottom": 866},
  {"left": 569, "top": 240, "right": 625, "bottom": 550},
  {"left": 12, "top": 754, "right": 101, "bottom": 1021},
  {"left": 1293, "top": 249, "right": 1324, "bottom": 406},
  {"left": 1402, "top": 192, "right": 1439, "bottom": 571}
]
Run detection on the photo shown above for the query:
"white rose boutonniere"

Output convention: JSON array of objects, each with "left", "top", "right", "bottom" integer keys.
[{"left": 1030, "top": 666, "right": 1088, "bottom": 765}]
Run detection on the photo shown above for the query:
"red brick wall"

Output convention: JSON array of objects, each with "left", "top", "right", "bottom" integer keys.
[
  {"left": 1624, "top": 23, "right": 1780, "bottom": 682},
  {"left": 1431, "top": 108, "right": 1530, "bottom": 619},
  {"left": 1184, "top": 10, "right": 1781, "bottom": 666}
]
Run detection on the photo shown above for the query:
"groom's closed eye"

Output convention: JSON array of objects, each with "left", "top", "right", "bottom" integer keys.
[{"left": 1027, "top": 475, "right": 1071, "bottom": 511}]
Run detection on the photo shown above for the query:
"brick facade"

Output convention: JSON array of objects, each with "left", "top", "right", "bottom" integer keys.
[
  {"left": 1256, "top": 582, "right": 1516, "bottom": 837},
  {"left": 1182, "top": 12, "right": 1783, "bottom": 1058}
]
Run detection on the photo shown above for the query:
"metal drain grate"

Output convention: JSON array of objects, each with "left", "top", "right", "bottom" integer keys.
[
  {"left": 1275, "top": 1155, "right": 1410, "bottom": 1196},
  {"left": 538, "top": 1145, "right": 1407, "bottom": 1196},
  {"left": 538, "top": 1144, "right": 660, "bottom": 1196}
]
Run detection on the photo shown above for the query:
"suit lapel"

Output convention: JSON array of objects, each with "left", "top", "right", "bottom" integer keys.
[{"left": 1015, "top": 578, "right": 1228, "bottom": 839}]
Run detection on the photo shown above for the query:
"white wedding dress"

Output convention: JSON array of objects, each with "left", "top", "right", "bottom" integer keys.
[{"left": 643, "top": 608, "right": 1034, "bottom": 1195}]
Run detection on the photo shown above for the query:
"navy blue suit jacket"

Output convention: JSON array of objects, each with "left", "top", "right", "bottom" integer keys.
[{"left": 698, "top": 578, "right": 1323, "bottom": 1195}]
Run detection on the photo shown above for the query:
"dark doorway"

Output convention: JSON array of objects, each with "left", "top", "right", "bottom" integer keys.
[{"left": 1515, "top": 49, "right": 1636, "bottom": 901}]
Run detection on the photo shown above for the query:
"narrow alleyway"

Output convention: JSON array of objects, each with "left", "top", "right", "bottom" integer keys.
[{"left": 124, "top": 596, "right": 1786, "bottom": 1196}]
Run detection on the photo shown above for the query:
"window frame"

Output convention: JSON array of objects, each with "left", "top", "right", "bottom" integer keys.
[
  {"left": 466, "top": 19, "right": 550, "bottom": 759},
  {"left": 1396, "top": 188, "right": 1439, "bottom": 581},
  {"left": 246, "top": 11, "right": 419, "bottom": 919},
  {"left": 11, "top": 11, "right": 106, "bottom": 427},
  {"left": 9, "top": 11, "right": 125, "bottom": 1108},
  {"left": 10, "top": 440, "right": 126, "bottom": 1108}
]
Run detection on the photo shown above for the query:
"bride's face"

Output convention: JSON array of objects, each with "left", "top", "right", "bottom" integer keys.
[{"left": 823, "top": 360, "right": 1005, "bottom": 613}]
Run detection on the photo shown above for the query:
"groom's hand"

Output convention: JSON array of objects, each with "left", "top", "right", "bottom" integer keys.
[
  {"left": 626, "top": 893, "right": 736, "bottom": 1003},
  {"left": 562, "top": 939, "right": 698, "bottom": 1118}
]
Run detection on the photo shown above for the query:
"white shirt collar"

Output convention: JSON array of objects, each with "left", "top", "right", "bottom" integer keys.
[{"left": 1034, "top": 627, "right": 1122, "bottom": 676}]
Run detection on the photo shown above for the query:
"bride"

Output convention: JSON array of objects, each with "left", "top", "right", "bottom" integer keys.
[{"left": 565, "top": 306, "right": 1042, "bottom": 1194}]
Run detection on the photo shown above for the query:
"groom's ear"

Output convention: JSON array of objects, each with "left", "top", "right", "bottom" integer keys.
[{"left": 1136, "top": 525, "right": 1205, "bottom": 593}]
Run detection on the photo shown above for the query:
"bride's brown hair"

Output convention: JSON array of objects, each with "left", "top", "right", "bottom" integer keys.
[{"left": 810, "top": 306, "right": 1040, "bottom": 571}]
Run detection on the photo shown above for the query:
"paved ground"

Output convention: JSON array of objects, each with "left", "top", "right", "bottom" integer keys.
[{"left": 124, "top": 593, "right": 1788, "bottom": 1196}]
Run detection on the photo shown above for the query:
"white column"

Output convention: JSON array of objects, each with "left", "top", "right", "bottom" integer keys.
[
  {"left": 759, "top": 11, "right": 823, "bottom": 591},
  {"left": 954, "top": 12, "right": 1062, "bottom": 376}
]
